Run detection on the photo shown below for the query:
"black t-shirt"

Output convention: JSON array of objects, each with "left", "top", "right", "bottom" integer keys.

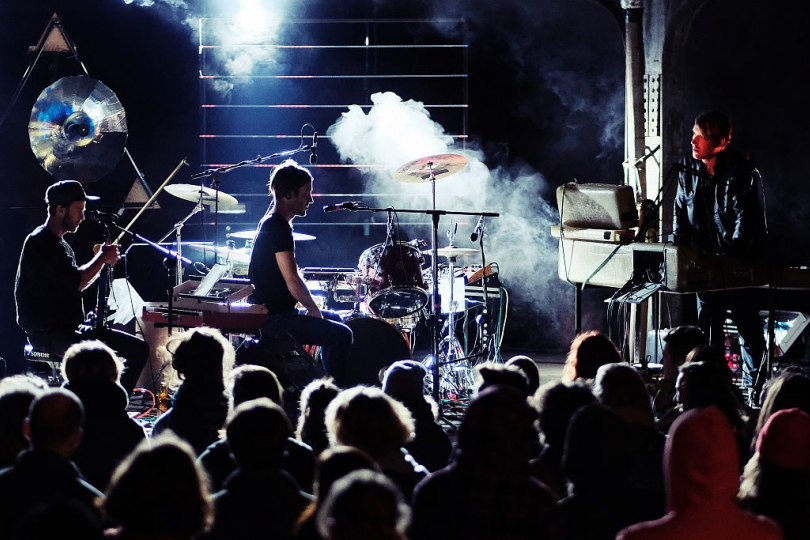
[
  {"left": 249, "top": 212, "right": 297, "bottom": 314},
  {"left": 15, "top": 225, "right": 85, "bottom": 332}
]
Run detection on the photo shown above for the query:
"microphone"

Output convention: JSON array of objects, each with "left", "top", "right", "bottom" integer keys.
[
  {"left": 470, "top": 215, "right": 484, "bottom": 242},
  {"left": 323, "top": 201, "right": 362, "bottom": 213},
  {"left": 88, "top": 209, "right": 119, "bottom": 222},
  {"left": 673, "top": 162, "right": 709, "bottom": 177},
  {"left": 310, "top": 131, "right": 318, "bottom": 165}
]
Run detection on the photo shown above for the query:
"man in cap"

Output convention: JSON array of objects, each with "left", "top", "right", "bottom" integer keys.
[{"left": 14, "top": 180, "right": 147, "bottom": 395}]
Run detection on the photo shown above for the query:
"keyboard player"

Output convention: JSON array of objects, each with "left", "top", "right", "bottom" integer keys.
[
  {"left": 248, "top": 160, "right": 352, "bottom": 386},
  {"left": 673, "top": 111, "right": 767, "bottom": 397}
]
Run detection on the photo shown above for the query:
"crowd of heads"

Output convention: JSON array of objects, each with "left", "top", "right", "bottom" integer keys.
[{"left": 1, "top": 324, "right": 810, "bottom": 539}]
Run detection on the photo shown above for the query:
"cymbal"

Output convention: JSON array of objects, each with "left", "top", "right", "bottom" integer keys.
[
  {"left": 28, "top": 76, "right": 128, "bottom": 183},
  {"left": 165, "top": 184, "right": 239, "bottom": 208},
  {"left": 228, "top": 229, "right": 316, "bottom": 241},
  {"left": 393, "top": 153, "right": 468, "bottom": 183},
  {"left": 184, "top": 243, "right": 251, "bottom": 264},
  {"left": 423, "top": 246, "right": 479, "bottom": 259}
]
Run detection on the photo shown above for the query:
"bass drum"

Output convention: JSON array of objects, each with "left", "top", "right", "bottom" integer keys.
[
  {"left": 358, "top": 242, "right": 428, "bottom": 319},
  {"left": 343, "top": 316, "right": 412, "bottom": 387}
]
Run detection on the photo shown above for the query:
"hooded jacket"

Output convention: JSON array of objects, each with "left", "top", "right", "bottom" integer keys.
[{"left": 617, "top": 406, "right": 782, "bottom": 540}]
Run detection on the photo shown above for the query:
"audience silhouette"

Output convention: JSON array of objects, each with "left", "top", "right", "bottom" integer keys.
[
  {"left": 0, "top": 389, "right": 102, "bottom": 540},
  {"left": 152, "top": 328, "right": 232, "bottom": 454},
  {"left": 207, "top": 398, "right": 311, "bottom": 540},
  {"left": 60, "top": 340, "right": 145, "bottom": 490},
  {"left": 1, "top": 324, "right": 807, "bottom": 540},
  {"left": 198, "top": 364, "right": 315, "bottom": 492},
  {"left": 102, "top": 433, "right": 213, "bottom": 540}
]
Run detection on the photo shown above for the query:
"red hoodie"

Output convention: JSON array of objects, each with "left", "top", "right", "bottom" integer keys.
[{"left": 617, "top": 406, "right": 782, "bottom": 540}]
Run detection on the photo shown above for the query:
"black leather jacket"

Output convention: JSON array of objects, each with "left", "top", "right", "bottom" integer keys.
[{"left": 673, "top": 148, "right": 766, "bottom": 260}]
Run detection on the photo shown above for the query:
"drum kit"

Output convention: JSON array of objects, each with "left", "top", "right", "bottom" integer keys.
[{"left": 308, "top": 153, "right": 501, "bottom": 401}]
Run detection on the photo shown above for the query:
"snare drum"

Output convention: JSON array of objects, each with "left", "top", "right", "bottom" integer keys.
[
  {"left": 343, "top": 316, "right": 412, "bottom": 386},
  {"left": 358, "top": 242, "right": 428, "bottom": 319}
]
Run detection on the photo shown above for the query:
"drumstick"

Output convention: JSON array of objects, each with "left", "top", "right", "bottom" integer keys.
[
  {"left": 93, "top": 158, "right": 188, "bottom": 253},
  {"left": 113, "top": 158, "right": 189, "bottom": 244}
]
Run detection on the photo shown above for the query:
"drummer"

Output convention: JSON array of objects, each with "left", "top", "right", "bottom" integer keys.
[{"left": 248, "top": 160, "right": 353, "bottom": 386}]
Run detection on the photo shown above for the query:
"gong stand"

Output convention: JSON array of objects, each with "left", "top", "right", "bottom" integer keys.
[{"left": 346, "top": 203, "right": 499, "bottom": 407}]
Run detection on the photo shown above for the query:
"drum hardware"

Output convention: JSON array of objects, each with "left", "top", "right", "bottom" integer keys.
[
  {"left": 469, "top": 214, "right": 500, "bottom": 363},
  {"left": 328, "top": 197, "right": 499, "bottom": 407},
  {"left": 160, "top": 182, "right": 243, "bottom": 283},
  {"left": 429, "top": 224, "right": 478, "bottom": 397}
]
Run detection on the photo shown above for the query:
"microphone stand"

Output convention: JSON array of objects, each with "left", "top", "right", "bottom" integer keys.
[
  {"left": 152, "top": 198, "right": 205, "bottom": 286},
  {"left": 189, "top": 124, "right": 317, "bottom": 266},
  {"left": 341, "top": 203, "right": 499, "bottom": 408},
  {"left": 475, "top": 218, "right": 494, "bottom": 360},
  {"left": 635, "top": 162, "right": 680, "bottom": 243}
]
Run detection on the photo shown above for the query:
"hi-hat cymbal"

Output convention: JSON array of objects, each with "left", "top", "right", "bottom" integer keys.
[
  {"left": 228, "top": 229, "right": 316, "bottom": 241},
  {"left": 28, "top": 75, "right": 128, "bottom": 183},
  {"left": 393, "top": 153, "right": 468, "bottom": 183},
  {"left": 165, "top": 184, "right": 239, "bottom": 208},
  {"left": 423, "top": 246, "right": 479, "bottom": 258}
]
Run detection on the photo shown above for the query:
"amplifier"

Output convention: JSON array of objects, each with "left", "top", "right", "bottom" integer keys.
[{"left": 556, "top": 183, "right": 639, "bottom": 229}]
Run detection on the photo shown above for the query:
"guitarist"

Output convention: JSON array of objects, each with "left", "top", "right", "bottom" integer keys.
[{"left": 15, "top": 180, "right": 147, "bottom": 395}]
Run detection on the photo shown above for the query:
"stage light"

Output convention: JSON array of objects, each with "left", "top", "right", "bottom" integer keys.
[{"left": 235, "top": 0, "right": 276, "bottom": 39}]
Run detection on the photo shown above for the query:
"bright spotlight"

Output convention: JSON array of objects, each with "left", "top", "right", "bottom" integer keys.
[{"left": 235, "top": 0, "right": 279, "bottom": 41}]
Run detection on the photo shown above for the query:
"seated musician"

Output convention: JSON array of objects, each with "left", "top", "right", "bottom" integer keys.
[
  {"left": 14, "top": 180, "right": 147, "bottom": 395},
  {"left": 673, "top": 111, "right": 767, "bottom": 399},
  {"left": 249, "top": 160, "right": 352, "bottom": 386}
]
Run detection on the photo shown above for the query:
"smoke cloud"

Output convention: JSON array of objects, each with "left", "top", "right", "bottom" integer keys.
[
  {"left": 328, "top": 91, "right": 573, "bottom": 342},
  {"left": 122, "top": 0, "right": 290, "bottom": 100}
]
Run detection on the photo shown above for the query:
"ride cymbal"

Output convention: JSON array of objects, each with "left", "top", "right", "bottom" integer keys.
[
  {"left": 184, "top": 243, "right": 251, "bottom": 264},
  {"left": 393, "top": 153, "right": 468, "bottom": 183},
  {"left": 165, "top": 184, "right": 239, "bottom": 208},
  {"left": 28, "top": 75, "right": 128, "bottom": 183},
  {"left": 228, "top": 229, "right": 316, "bottom": 241}
]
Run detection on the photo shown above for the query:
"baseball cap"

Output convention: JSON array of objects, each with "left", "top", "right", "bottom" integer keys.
[{"left": 45, "top": 180, "right": 100, "bottom": 206}]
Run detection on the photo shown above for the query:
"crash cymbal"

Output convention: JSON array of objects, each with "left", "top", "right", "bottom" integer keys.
[
  {"left": 423, "top": 246, "right": 479, "bottom": 259},
  {"left": 165, "top": 184, "right": 239, "bottom": 208},
  {"left": 228, "top": 229, "right": 316, "bottom": 241},
  {"left": 28, "top": 76, "right": 128, "bottom": 183},
  {"left": 393, "top": 153, "right": 468, "bottom": 184}
]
